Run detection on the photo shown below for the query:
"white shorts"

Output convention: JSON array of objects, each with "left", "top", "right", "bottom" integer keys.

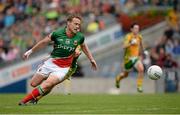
[{"left": 36, "top": 58, "right": 70, "bottom": 81}]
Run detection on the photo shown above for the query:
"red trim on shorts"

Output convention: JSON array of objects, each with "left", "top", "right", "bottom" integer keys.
[{"left": 52, "top": 55, "right": 73, "bottom": 68}]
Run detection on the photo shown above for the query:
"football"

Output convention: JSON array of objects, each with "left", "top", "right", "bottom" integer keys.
[{"left": 147, "top": 65, "right": 163, "bottom": 80}]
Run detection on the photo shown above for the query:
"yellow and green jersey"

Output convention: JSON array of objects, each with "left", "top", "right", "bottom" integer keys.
[{"left": 123, "top": 33, "right": 142, "bottom": 66}]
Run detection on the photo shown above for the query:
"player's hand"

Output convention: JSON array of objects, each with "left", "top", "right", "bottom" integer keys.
[
  {"left": 23, "top": 49, "right": 33, "bottom": 60},
  {"left": 74, "top": 50, "right": 82, "bottom": 58},
  {"left": 74, "top": 46, "right": 82, "bottom": 58},
  {"left": 90, "top": 59, "right": 98, "bottom": 71},
  {"left": 130, "top": 39, "right": 137, "bottom": 45}
]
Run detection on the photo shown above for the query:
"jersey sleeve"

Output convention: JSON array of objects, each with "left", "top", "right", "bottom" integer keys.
[
  {"left": 79, "top": 35, "right": 85, "bottom": 45},
  {"left": 50, "top": 31, "right": 57, "bottom": 41},
  {"left": 139, "top": 34, "right": 143, "bottom": 41},
  {"left": 123, "top": 34, "right": 130, "bottom": 46}
]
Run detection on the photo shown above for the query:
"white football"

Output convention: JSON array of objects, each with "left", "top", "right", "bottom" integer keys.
[{"left": 147, "top": 65, "right": 163, "bottom": 80}]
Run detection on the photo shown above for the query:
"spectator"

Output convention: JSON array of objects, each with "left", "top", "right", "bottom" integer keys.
[
  {"left": 150, "top": 46, "right": 159, "bottom": 65},
  {"left": 143, "top": 50, "right": 151, "bottom": 70},
  {"left": 4, "top": 44, "right": 19, "bottom": 62},
  {"left": 164, "top": 27, "right": 174, "bottom": 39},
  {"left": 0, "top": 38, "right": 4, "bottom": 47},
  {"left": 172, "top": 39, "right": 180, "bottom": 55},
  {"left": 4, "top": 8, "right": 15, "bottom": 27},
  {"left": 165, "top": 38, "right": 174, "bottom": 55},
  {"left": 164, "top": 53, "right": 178, "bottom": 68},
  {"left": 0, "top": 12, "right": 4, "bottom": 28},
  {"left": 124, "top": 0, "right": 135, "bottom": 12},
  {"left": 86, "top": 13, "right": 99, "bottom": 33},
  {"left": 156, "top": 47, "right": 167, "bottom": 67},
  {"left": 0, "top": 47, "right": 6, "bottom": 62},
  {"left": 98, "top": 18, "right": 105, "bottom": 30},
  {"left": 45, "top": 3, "right": 59, "bottom": 20},
  {"left": 166, "top": 6, "right": 180, "bottom": 31}
]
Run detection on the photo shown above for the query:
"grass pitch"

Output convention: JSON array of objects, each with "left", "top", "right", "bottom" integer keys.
[{"left": 0, "top": 93, "right": 180, "bottom": 114}]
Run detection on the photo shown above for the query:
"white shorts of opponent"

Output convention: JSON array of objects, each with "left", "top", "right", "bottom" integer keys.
[{"left": 36, "top": 58, "right": 70, "bottom": 81}]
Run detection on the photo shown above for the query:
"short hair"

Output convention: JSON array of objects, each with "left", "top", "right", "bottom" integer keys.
[
  {"left": 67, "top": 14, "right": 82, "bottom": 22},
  {"left": 130, "top": 22, "right": 138, "bottom": 29}
]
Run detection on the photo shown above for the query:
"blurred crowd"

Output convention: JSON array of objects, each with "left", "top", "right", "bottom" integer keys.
[
  {"left": 145, "top": 5, "right": 180, "bottom": 69},
  {"left": 149, "top": 27, "right": 180, "bottom": 69},
  {"left": 0, "top": 0, "right": 120, "bottom": 66},
  {"left": 0, "top": 0, "right": 178, "bottom": 68}
]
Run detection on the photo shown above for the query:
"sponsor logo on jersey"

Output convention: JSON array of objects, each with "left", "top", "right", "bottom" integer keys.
[
  {"left": 74, "top": 40, "right": 78, "bottom": 45},
  {"left": 57, "top": 38, "right": 63, "bottom": 43},
  {"left": 38, "top": 68, "right": 42, "bottom": 72},
  {"left": 55, "top": 44, "right": 75, "bottom": 52},
  {"left": 66, "top": 39, "right": 70, "bottom": 44},
  {"left": 59, "top": 39, "right": 63, "bottom": 42}
]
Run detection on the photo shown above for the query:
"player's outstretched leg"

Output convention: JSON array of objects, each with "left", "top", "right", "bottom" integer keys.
[
  {"left": 29, "top": 68, "right": 76, "bottom": 105},
  {"left": 115, "top": 71, "right": 128, "bottom": 88},
  {"left": 19, "top": 72, "right": 67, "bottom": 106},
  {"left": 136, "top": 61, "right": 144, "bottom": 93},
  {"left": 28, "top": 74, "right": 47, "bottom": 104},
  {"left": 18, "top": 85, "right": 45, "bottom": 105},
  {"left": 29, "top": 89, "right": 51, "bottom": 104}
]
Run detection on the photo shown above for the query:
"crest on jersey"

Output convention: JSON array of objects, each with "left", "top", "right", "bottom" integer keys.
[
  {"left": 38, "top": 68, "right": 42, "bottom": 72},
  {"left": 57, "top": 39, "right": 63, "bottom": 42},
  {"left": 65, "top": 39, "right": 70, "bottom": 44},
  {"left": 74, "top": 40, "right": 78, "bottom": 45},
  {"left": 59, "top": 39, "right": 63, "bottom": 42}
]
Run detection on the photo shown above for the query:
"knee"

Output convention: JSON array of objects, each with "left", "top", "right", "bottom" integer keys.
[
  {"left": 122, "top": 72, "right": 128, "bottom": 78},
  {"left": 41, "top": 81, "right": 54, "bottom": 92},
  {"left": 30, "top": 82, "right": 37, "bottom": 87},
  {"left": 124, "top": 73, "right": 128, "bottom": 77},
  {"left": 137, "top": 63, "right": 144, "bottom": 73},
  {"left": 138, "top": 67, "right": 144, "bottom": 73}
]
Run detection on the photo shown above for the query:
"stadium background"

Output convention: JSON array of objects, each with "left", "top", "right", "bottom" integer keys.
[{"left": 0, "top": 0, "right": 180, "bottom": 114}]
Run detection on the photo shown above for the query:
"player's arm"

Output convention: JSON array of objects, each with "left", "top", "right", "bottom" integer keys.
[
  {"left": 123, "top": 43, "right": 131, "bottom": 49},
  {"left": 139, "top": 36, "right": 144, "bottom": 56},
  {"left": 80, "top": 43, "right": 98, "bottom": 70},
  {"left": 123, "top": 35, "right": 131, "bottom": 49},
  {"left": 74, "top": 45, "right": 82, "bottom": 58},
  {"left": 23, "top": 34, "right": 52, "bottom": 60}
]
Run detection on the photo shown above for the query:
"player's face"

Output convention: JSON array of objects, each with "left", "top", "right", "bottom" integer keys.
[
  {"left": 131, "top": 25, "right": 139, "bottom": 35},
  {"left": 67, "top": 17, "right": 81, "bottom": 34}
]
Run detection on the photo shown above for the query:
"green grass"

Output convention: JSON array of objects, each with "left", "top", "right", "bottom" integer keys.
[{"left": 0, "top": 93, "right": 180, "bottom": 114}]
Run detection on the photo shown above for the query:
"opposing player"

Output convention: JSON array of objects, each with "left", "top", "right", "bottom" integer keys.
[
  {"left": 18, "top": 14, "right": 98, "bottom": 105},
  {"left": 115, "top": 23, "right": 144, "bottom": 92}
]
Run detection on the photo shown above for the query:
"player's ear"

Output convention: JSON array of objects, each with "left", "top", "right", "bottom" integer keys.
[
  {"left": 67, "top": 20, "right": 71, "bottom": 25},
  {"left": 130, "top": 28, "right": 133, "bottom": 32}
]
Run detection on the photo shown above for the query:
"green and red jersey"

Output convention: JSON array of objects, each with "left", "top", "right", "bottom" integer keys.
[{"left": 50, "top": 27, "right": 84, "bottom": 67}]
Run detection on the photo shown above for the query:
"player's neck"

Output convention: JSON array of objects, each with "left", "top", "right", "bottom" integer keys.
[
  {"left": 132, "top": 33, "right": 138, "bottom": 37},
  {"left": 66, "top": 28, "right": 74, "bottom": 38}
]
